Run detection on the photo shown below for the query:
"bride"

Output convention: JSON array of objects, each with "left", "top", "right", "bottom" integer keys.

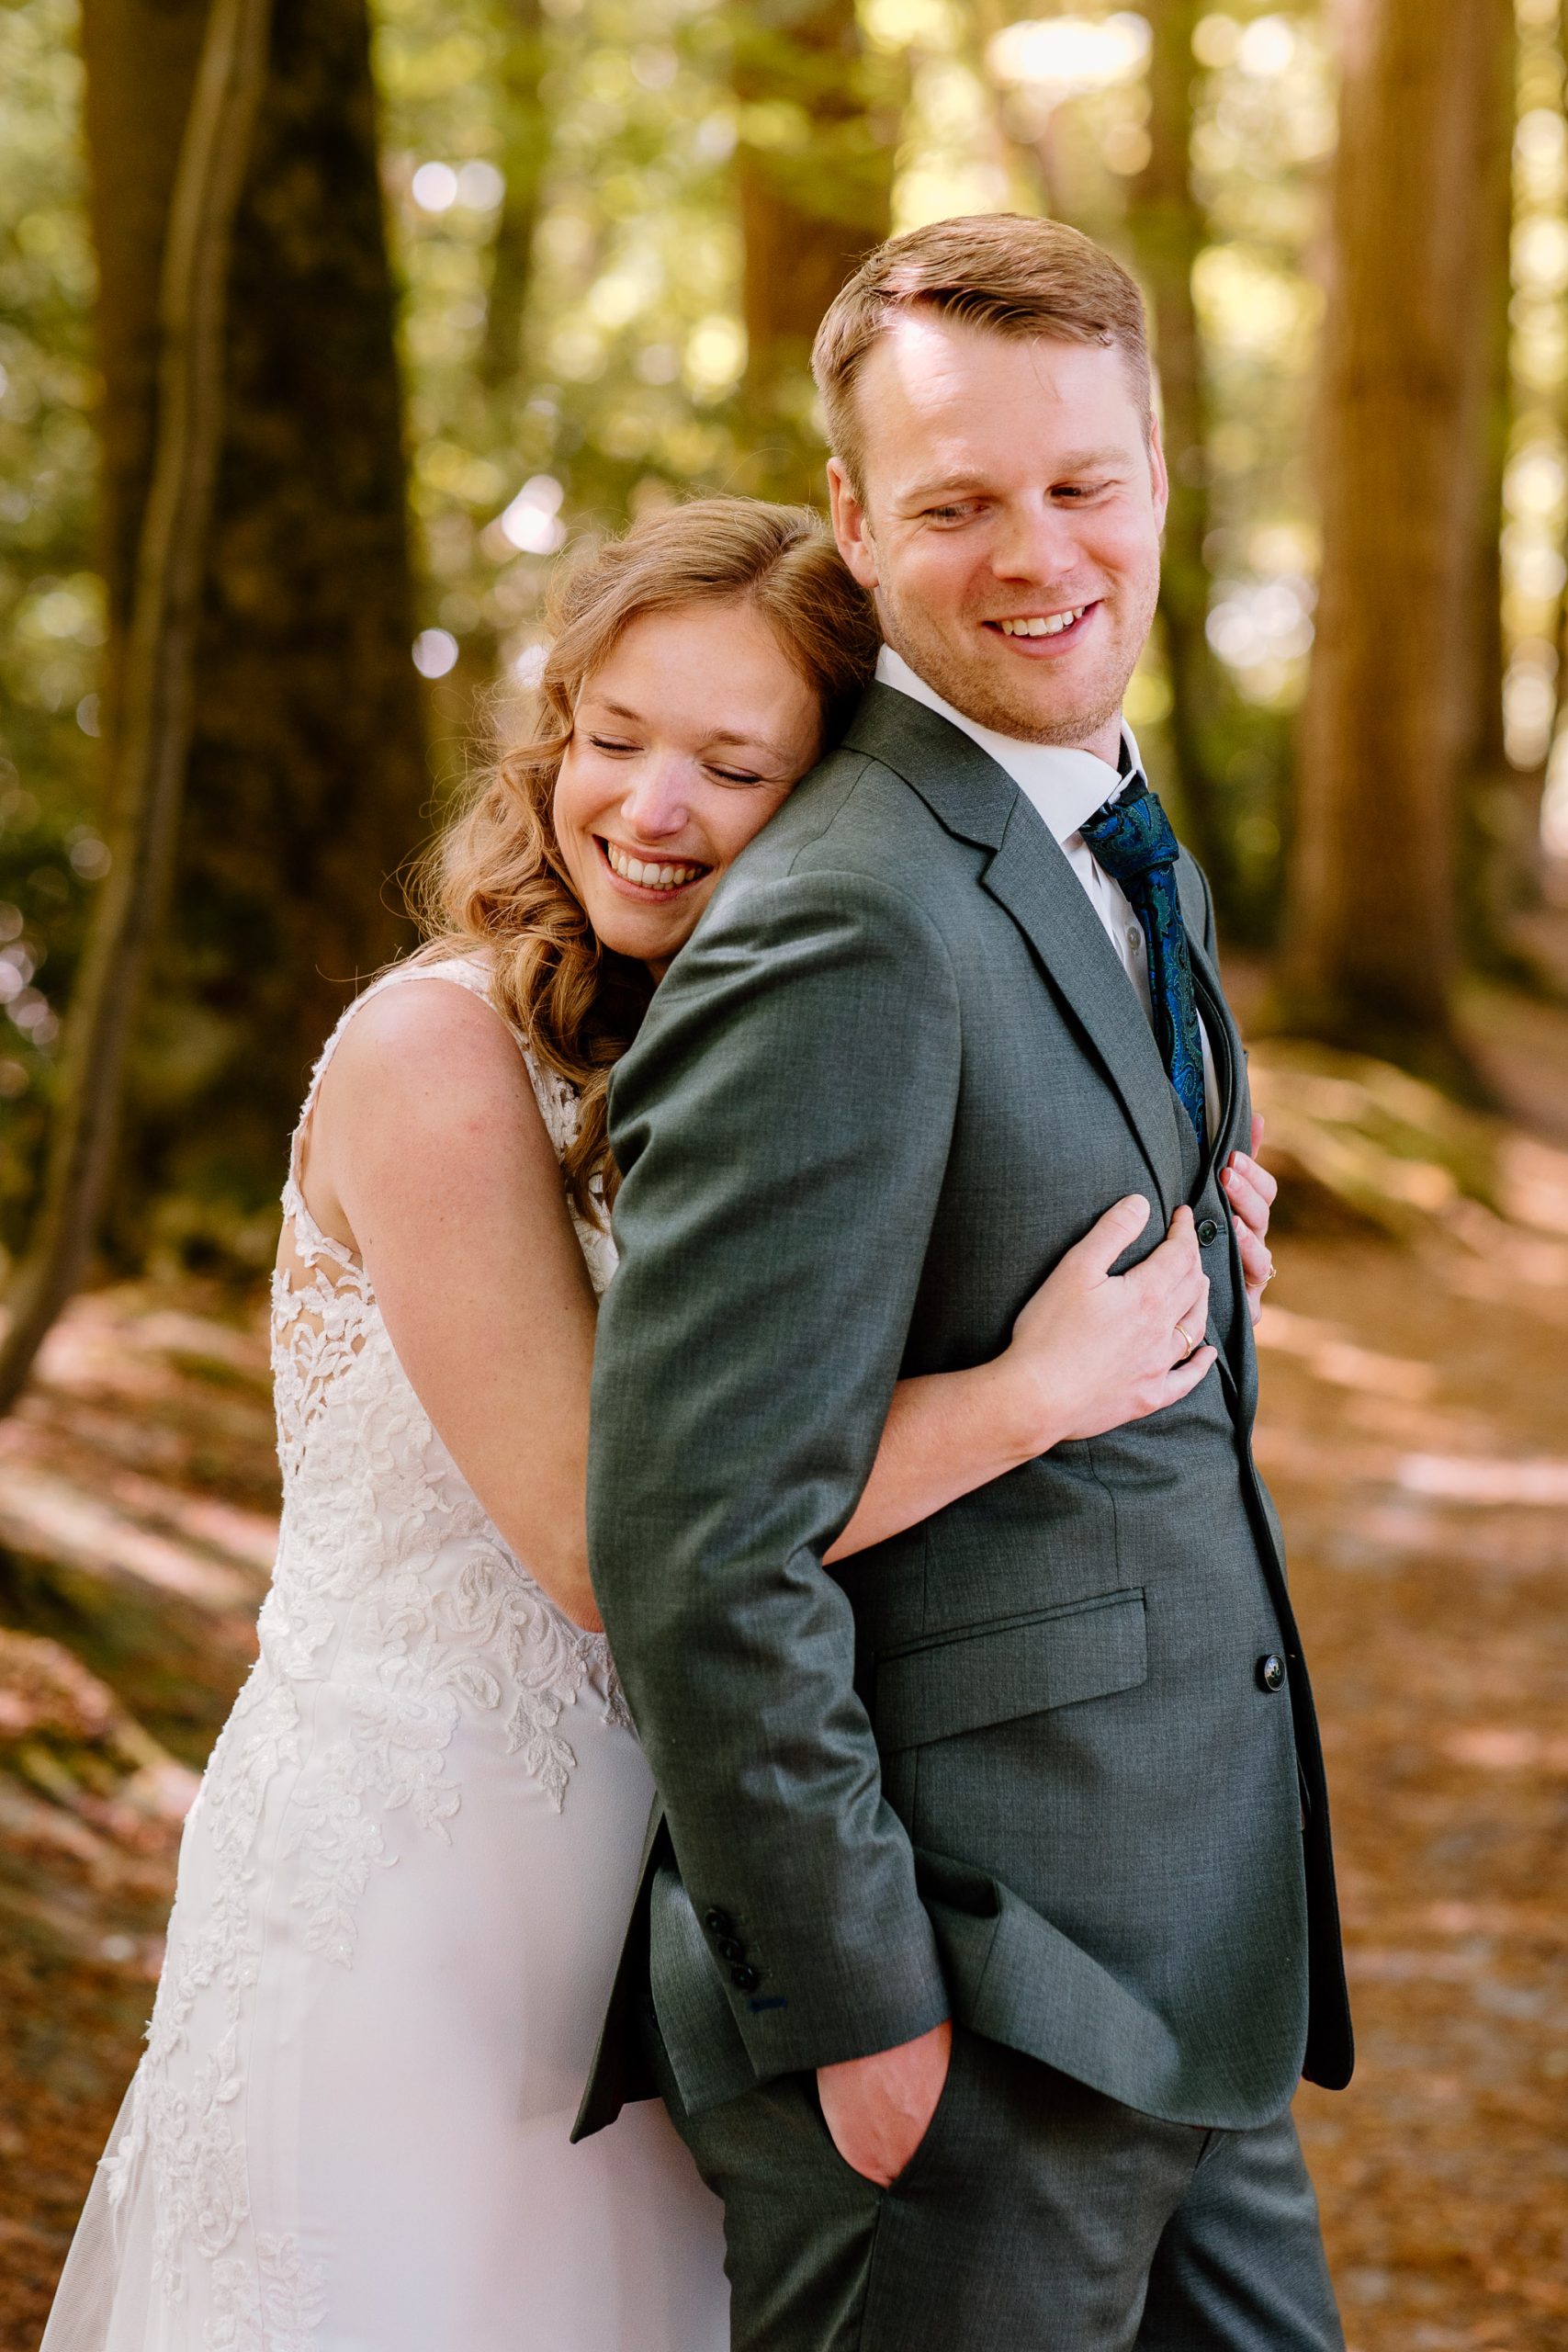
[{"left": 41, "top": 496, "right": 1260, "bottom": 2351}]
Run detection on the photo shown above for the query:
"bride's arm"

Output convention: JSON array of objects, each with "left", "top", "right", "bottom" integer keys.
[
  {"left": 300, "top": 981, "right": 1223, "bottom": 1610},
  {"left": 300, "top": 978, "right": 604, "bottom": 1629},
  {"left": 827, "top": 1193, "right": 1217, "bottom": 1562}
]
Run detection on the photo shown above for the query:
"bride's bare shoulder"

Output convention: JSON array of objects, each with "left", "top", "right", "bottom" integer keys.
[{"left": 311, "top": 970, "right": 557, "bottom": 1183}]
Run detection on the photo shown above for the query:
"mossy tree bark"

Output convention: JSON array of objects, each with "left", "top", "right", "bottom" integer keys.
[
  {"left": 1280, "top": 0, "right": 1514, "bottom": 1081},
  {"left": 0, "top": 0, "right": 273, "bottom": 1415},
  {"left": 85, "top": 0, "right": 426, "bottom": 1264}
]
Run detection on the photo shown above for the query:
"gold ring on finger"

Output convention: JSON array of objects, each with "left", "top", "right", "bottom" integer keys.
[{"left": 1174, "top": 1321, "right": 1196, "bottom": 1361}]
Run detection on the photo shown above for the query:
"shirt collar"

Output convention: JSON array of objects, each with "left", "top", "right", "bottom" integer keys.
[{"left": 874, "top": 643, "right": 1141, "bottom": 845}]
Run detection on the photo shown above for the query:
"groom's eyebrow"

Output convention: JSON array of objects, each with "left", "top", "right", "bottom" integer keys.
[{"left": 904, "top": 449, "right": 1129, "bottom": 500}]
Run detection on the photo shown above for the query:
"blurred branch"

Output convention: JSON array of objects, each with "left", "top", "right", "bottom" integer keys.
[{"left": 0, "top": 0, "right": 273, "bottom": 1415}]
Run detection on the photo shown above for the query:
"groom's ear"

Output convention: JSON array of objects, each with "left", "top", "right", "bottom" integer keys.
[
  {"left": 827, "top": 458, "right": 880, "bottom": 593},
  {"left": 1145, "top": 413, "right": 1170, "bottom": 536}
]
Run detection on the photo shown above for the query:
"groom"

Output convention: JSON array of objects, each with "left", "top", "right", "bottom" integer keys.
[{"left": 577, "top": 214, "right": 1352, "bottom": 2347}]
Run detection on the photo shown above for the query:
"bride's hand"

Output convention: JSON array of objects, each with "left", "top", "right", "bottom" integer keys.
[{"left": 1000, "top": 1195, "right": 1217, "bottom": 1452}]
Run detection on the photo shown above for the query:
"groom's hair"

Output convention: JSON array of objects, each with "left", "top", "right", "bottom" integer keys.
[{"left": 812, "top": 214, "right": 1152, "bottom": 497}]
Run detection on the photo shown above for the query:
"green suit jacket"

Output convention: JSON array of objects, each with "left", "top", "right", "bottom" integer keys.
[{"left": 575, "top": 685, "right": 1352, "bottom": 2141}]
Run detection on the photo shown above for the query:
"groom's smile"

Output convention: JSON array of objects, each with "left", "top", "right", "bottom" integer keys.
[{"left": 987, "top": 603, "right": 1097, "bottom": 648}]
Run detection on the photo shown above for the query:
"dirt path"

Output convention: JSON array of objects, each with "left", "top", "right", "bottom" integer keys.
[
  {"left": 1266, "top": 1226, "right": 1568, "bottom": 2351},
  {"left": 1, "top": 1144, "right": 1565, "bottom": 2346}
]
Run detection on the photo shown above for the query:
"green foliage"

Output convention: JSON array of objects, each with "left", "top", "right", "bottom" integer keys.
[
  {"left": 0, "top": 0, "right": 108, "bottom": 1261},
  {"left": 376, "top": 0, "right": 758, "bottom": 710}
]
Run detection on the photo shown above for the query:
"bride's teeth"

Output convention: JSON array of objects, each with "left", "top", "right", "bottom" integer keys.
[{"left": 604, "top": 841, "right": 705, "bottom": 889}]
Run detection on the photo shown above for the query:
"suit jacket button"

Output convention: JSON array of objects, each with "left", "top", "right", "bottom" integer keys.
[
  {"left": 704, "top": 1907, "right": 734, "bottom": 1937},
  {"left": 1258, "top": 1654, "right": 1286, "bottom": 1692},
  {"left": 1197, "top": 1216, "right": 1221, "bottom": 1247},
  {"left": 731, "top": 1964, "right": 761, "bottom": 1993},
  {"left": 716, "top": 1937, "right": 746, "bottom": 1964}
]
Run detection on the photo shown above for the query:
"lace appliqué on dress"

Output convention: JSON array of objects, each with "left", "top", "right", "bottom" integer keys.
[{"left": 105, "top": 954, "right": 629, "bottom": 2346}]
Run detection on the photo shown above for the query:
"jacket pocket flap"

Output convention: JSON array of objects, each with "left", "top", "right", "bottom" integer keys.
[{"left": 874, "top": 1588, "right": 1146, "bottom": 1753}]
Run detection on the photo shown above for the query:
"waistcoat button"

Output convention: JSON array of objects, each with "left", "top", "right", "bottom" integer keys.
[{"left": 1258, "top": 1654, "right": 1286, "bottom": 1692}]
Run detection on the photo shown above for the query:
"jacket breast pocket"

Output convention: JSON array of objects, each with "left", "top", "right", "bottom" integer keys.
[{"left": 873, "top": 1587, "right": 1147, "bottom": 1753}]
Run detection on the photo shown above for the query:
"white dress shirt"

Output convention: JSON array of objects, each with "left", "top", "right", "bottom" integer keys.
[{"left": 874, "top": 645, "right": 1220, "bottom": 1138}]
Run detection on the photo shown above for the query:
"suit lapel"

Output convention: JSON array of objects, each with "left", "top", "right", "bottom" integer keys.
[
  {"left": 980, "top": 811, "right": 1190, "bottom": 1217},
  {"left": 843, "top": 685, "right": 1190, "bottom": 1218}
]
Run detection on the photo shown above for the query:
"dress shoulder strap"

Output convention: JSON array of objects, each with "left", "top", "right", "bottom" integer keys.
[{"left": 281, "top": 955, "right": 584, "bottom": 1250}]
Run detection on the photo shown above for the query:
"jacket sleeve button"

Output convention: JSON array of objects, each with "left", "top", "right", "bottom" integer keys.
[
  {"left": 731, "top": 1964, "right": 761, "bottom": 1993},
  {"left": 1258, "top": 1654, "right": 1286, "bottom": 1692},
  {"left": 716, "top": 1937, "right": 746, "bottom": 1964},
  {"left": 704, "top": 1907, "right": 735, "bottom": 1937}
]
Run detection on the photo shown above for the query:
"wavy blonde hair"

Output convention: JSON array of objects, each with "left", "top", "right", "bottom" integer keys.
[{"left": 416, "top": 497, "right": 880, "bottom": 1218}]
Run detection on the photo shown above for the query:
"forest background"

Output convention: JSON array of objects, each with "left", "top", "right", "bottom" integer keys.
[{"left": 1, "top": 0, "right": 1567, "bottom": 2345}]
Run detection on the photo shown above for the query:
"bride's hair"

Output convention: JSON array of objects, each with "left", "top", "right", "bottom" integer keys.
[{"left": 415, "top": 496, "right": 879, "bottom": 1218}]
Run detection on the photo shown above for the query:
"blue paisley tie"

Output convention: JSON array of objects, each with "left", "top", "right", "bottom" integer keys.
[{"left": 1079, "top": 775, "right": 1208, "bottom": 1158}]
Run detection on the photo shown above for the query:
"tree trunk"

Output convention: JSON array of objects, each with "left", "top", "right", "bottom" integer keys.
[
  {"left": 85, "top": 0, "right": 426, "bottom": 1262},
  {"left": 480, "top": 0, "right": 548, "bottom": 395},
  {"left": 1460, "top": 4, "right": 1538, "bottom": 974},
  {"left": 1124, "top": 0, "right": 1247, "bottom": 935},
  {"left": 735, "top": 0, "right": 896, "bottom": 506},
  {"left": 1280, "top": 0, "right": 1513, "bottom": 1080},
  {"left": 0, "top": 0, "right": 272, "bottom": 1414}
]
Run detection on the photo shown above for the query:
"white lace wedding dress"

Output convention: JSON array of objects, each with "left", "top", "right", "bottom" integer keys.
[{"left": 41, "top": 956, "right": 728, "bottom": 2352}]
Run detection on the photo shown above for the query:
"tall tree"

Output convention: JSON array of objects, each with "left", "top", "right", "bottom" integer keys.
[
  {"left": 0, "top": 0, "right": 272, "bottom": 1414},
  {"left": 1123, "top": 0, "right": 1247, "bottom": 934},
  {"left": 480, "top": 0, "right": 548, "bottom": 397},
  {"left": 733, "top": 0, "right": 896, "bottom": 505},
  {"left": 83, "top": 0, "right": 425, "bottom": 1258},
  {"left": 1280, "top": 0, "right": 1514, "bottom": 1080},
  {"left": 1459, "top": 1, "right": 1532, "bottom": 973}
]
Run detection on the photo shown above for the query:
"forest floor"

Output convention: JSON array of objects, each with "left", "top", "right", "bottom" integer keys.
[{"left": 1, "top": 982, "right": 1566, "bottom": 2349}]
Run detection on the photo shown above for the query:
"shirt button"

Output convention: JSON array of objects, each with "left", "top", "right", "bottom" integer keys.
[
  {"left": 1257, "top": 1655, "right": 1286, "bottom": 1693},
  {"left": 1125, "top": 924, "right": 1142, "bottom": 951}
]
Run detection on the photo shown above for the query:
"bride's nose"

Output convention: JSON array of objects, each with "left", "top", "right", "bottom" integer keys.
[{"left": 619, "top": 753, "right": 694, "bottom": 842}]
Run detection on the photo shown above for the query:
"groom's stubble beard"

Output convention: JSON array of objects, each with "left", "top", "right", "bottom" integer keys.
[{"left": 872, "top": 548, "right": 1161, "bottom": 752}]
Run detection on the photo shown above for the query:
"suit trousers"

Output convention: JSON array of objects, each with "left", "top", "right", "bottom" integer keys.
[{"left": 641, "top": 2006, "right": 1344, "bottom": 2352}]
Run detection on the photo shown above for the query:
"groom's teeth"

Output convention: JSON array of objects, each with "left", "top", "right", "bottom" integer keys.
[
  {"left": 998, "top": 608, "right": 1085, "bottom": 638},
  {"left": 604, "top": 841, "right": 707, "bottom": 890}
]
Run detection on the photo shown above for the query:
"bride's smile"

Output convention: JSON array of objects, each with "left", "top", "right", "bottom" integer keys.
[{"left": 553, "top": 597, "right": 825, "bottom": 977}]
